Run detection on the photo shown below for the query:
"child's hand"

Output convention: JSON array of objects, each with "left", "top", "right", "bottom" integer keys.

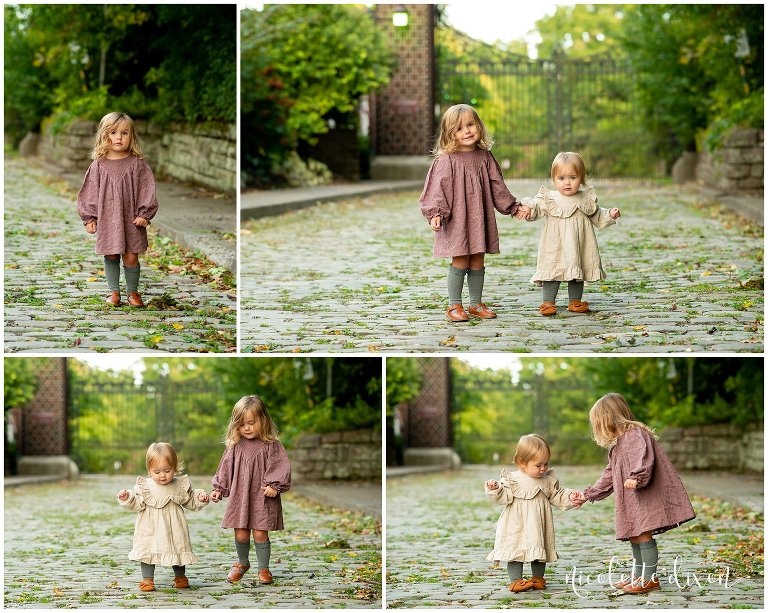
[
  {"left": 485, "top": 480, "right": 499, "bottom": 490},
  {"left": 430, "top": 216, "right": 441, "bottom": 231},
  {"left": 210, "top": 490, "right": 222, "bottom": 503},
  {"left": 85, "top": 220, "right": 97, "bottom": 234},
  {"left": 609, "top": 208, "right": 621, "bottom": 219},
  {"left": 198, "top": 492, "right": 210, "bottom": 503},
  {"left": 569, "top": 491, "right": 586, "bottom": 507},
  {"left": 515, "top": 205, "right": 531, "bottom": 220},
  {"left": 623, "top": 478, "right": 637, "bottom": 489},
  {"left": 263, "top": 485, "right": 278, "bottom": 498},
  {"left": 117, "top": 489, "right": 130, "bottom": 501},
  {"left": 133, "top": 216, "right": 149, "bottom": 227}
]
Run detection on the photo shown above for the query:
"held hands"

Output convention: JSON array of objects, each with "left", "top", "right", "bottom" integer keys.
[
  {"left": 569, "top": 491, "right": 587, "bottom": 508},
  {"left": 514, "top": 205, "right": 531, "bottom": 220},
  {"left": 609, "top": 208, "right": 621, "bottom": 220},
  {"left": 623, "top": 478, "right": 638, "bottom": 489},
  {"left": 117, "top": 489, "right": 130, "bottom": 501},
  {"left": 210, "top": 490, "right": 223, "bottom": 503},
  {"left": 485, "top": 479, "right": 499, "bottom": 490},
  {"left": 430, "top": 216, "right": 441, "bottom": 231},
  {"left": 85, "top": 220, "right": 97, "bottom": 234},
  {"left": 133, "top": 216, "right": 149, "bottom": 227},
  {"left": 263, "top": 485, "right": 278, "bottom": 498},
  {"left": 198, "top": 491, "right": 210, "bottom": 503}
]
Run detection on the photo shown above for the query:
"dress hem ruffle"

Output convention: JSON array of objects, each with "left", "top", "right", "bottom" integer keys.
[{"left": 128, "top": 551, "right": 199, "bottom": 566}]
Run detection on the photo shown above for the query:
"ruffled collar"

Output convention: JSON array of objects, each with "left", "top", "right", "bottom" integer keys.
[
  {"left": 136, "top": 475, "right": 191, "bottom": 508},
  {"left": 535, "top": 185, "right": 598, "bottom": 218},
  {"left": 498, "top": 468, "right": 558, "bottom": 499}
]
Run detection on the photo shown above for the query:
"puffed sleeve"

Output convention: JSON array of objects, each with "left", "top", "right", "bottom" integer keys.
[
  {"left": 547, "top": 473, "right": 575, "bottom": 511},
  {"left": 118, "top": 479, "right": 146, "bottom": 512},
  {"left": 524, "top": 187, "right": 550, "bottom": 222},
  {"left": 77, "top": 161, "right": 100, "bottom": 224},
  {"left": 177, "top": 475, "right": 209, "bottom": 511},
  {"left": 626, "top": 429, "right": 655, "bottom": 489},
  {"left": 486, "top": 152, "right": 519, "bottom": 215},
  {"left": 582, "top": 460, "right": 614, "bottom": 502},
  {"left": 263, "top": 441, "right": 291, "bottom": 493},
  {"left": 135, "top": 158, "right": 159, "bottom": 221},
  {"left": 211, "top": 446, "right": 234, "bottom": 497},
  {"left": 588, "top": 206, "right": 617, "bottom": 229},
  {"left": 485, "top": 470, "right": 516, "bottom": 505},
  {"left": 419, "top": 155, "right": 453, "bottom": 224}
]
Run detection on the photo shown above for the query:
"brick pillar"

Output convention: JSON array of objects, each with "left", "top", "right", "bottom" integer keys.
[
  {"left": 21, "top": 358, "right": 69, "bottom": 456},
  {"left": 370, "top": 4, "right": 435, "bottom": 179}
]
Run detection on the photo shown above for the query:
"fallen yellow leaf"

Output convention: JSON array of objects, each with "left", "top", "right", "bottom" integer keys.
[
  {"left": 87, "top": 277, "right": 99, "bottom": 282},
  {"left": 632, "top": 326, "right": 646, "bottom": 331},
  {"left": 171, "top": 323, "right": 184, "bottom": 330}
]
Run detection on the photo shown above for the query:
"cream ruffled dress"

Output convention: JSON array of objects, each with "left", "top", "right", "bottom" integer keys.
[
  {"left": 523, "top": 186, "right": 616, "bottom": 285},
  {"left": 119, "top": 475, "right": 208, "bottom": 566},
  {"left": 485, "top": 469, "right": 574, "bottom": 563}
]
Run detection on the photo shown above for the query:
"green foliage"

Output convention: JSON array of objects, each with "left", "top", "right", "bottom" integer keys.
[
  {"left": 240, "top": 4, "right": 393, "bottom": 188},
  {"left": 4, "top": 4, "right": 235, "bottom": 145},
  {"left": 4, "top": 358, "right": 45, "bottom": 409},
  {"left": 385, "top": 358, "right": 423, "bottom": 418}
]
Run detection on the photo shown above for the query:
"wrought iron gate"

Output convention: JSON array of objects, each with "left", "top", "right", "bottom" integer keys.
[
  {"left": 68, "top": 377, "right": 225, "bottom": 475},
  {"left": 438, "top": 52, "right": 672, "bottom": 179}
]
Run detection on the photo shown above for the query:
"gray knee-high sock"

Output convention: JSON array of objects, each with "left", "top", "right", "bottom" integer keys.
[
  {"left": 235, "top": 539, "right": 250, "bottom": 565},
  {"left": 254, "top": 540, "right": 271, "bottom": 570},
  {"left": 124, "top": 264, "right": 141, "bottom": 294},
  {"left": 568, "top": 280, "right": 584, "bottom": 301},
  {"left": 467, "top": 268, "right": 485, "bottom": 306},
  {"left": 630, "top": 543, "right": 642, "bottom": 578},
  {"left": 638, "top": 539, "right": 658, "bottom": 582},
  {"left": 448, "top": 266, "right": 467, "bottom": 304},
  {"left": 506, "top": 561, "right": 523, "bottom": 582},
  {"left": 172, "top": 565, "right": 185, "bottom": 577},
  {"left": 542, "top": 281, "right": 560, "bottom": 303},
  {"left": 531, "top": 561, "right": 546, "bottom": 577},
  {"left": 141, "top": 562, "right": 155, "bottom": 579},
  {"left": 104, "top": 256, "right": 121, "bottom": 292}
]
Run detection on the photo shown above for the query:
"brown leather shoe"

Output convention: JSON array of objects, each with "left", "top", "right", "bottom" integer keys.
[
  {"left": 139, "top": 578, "right": 155, "bottom": 592},
  {"left": 622, "top": 578, "right": 660, "bottom": 594},
  {"left": 539, "top": 301, "right": 557, "bottom": 316},
  {"left": 508, "top": 578, "right": 533, "bottom": 592},
  {"left": 105, "top": 291, "right": 121, "bottom": 306},
  {"left": 530, "top": 576, "right": 546, "bottom": 590},
  {"left": 612, "top": 576, "right": 635, "bottom": 589},
  {"left": 446, "top": 303, "right": 469, "bottom": 322},
  {"left": 468, "top": 303, "right": 497, "bottom": 319},
  {"left": 567, "top": 299, "right": 590, "bottom": 313},
  {"left": 227, "top": 562, "right": 250, "bottom": 583},
  {"left": 258, "top": 569, "right": 273, "bottom": 584},
  {"left": 127, "top": 291, "right": 145, "bottom": 307},
  {"left": 173, "top": 575, "right": 190, "bottom": 589}
]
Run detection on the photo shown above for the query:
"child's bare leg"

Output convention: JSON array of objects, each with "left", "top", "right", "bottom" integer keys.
[{"left": 252, "top": 529, "right": 273, "bottom": 583}]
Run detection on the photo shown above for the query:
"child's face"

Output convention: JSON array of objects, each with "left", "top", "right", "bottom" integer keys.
[
  {"left": 149, "top": 460, "right": 174, "bottom": 485},
  {"left": 453, "top": 112, "right": 479, "bottom": 152},
  {"left": 106, "top": 120, "right": 131, "bottom": 157},
  {"left": 520, "top": 454, "right": 550, "bottom": 479},
  {"left": 238, "top": 410, "right": 260, "bottom": 440},
  {"left": 553, "top": 165, "right": 582, "bottom": 196}
]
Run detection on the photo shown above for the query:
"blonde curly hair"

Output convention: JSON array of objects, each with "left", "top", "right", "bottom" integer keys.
[
  {"left": 90, "top": 112, "right": 144, "bottom": 160},
  {"left": 432, "top": 104, "right": 494, "bottom": 157}
]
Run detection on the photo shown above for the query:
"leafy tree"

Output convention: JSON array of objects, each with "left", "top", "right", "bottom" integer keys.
[
  {"left": 240, "top": 4, "right": 393, "bottom": 187},
  {"left": 533, "top": 4, "right": 631, "bottom": 59},
  {"left": 4, "top": 358, "right": 46, "bottom": 409}
]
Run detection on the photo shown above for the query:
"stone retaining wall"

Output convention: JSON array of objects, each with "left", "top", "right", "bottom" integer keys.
[
  {"left": 696, "top": 127, "right": 764, "bottom": 191},
  {"left": 291, "top": 429, "right": 381, "bottom": 482},
  {"left": 39, "top": 119, "right": 235, "bottom": 193},
  {"left": 659, "top": 422, "right": 763, "bottom": 473}
]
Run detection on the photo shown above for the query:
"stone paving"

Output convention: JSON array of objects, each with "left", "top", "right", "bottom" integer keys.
[
  {"left": 4, "top": 476, "right": 381, "bottom": 608},
  {"left": 240, "top": 182, "right": 763, "bottom": 352},
  {"left": 4, "top": 157, "right": 236, "bottom": 353},
  {"left": 386, "top": 466, "right": 764, "bottom": 609}
]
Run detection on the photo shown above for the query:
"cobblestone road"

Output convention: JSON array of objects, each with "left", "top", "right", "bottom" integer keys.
[
  {"left": 386, "top": 467, "right": 763, "bottom": 609},
  {"left": 4, "top": 157, "right": 236, "bottom": 353},
  {"left": 240, "top": 182, "right": 763, "bottom": 352},
  {"left": 4, "top": 476, "right": 381, "bottom": 608}
]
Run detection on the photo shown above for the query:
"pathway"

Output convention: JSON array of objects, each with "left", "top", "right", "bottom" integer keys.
[
  {"left": 386, "top": 466, "right": 764, "bottom": 608},
  {"left": 240, "top": 182, "right": 763, "bottom": 352},
  {"left": 3, "top": 476, "right": 381, "bottom": 608},
  {"left": 4, "top": 157, "right": 236, "bottom": 353}
]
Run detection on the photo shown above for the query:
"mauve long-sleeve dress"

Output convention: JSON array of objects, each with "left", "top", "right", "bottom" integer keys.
[
  {"left": 77, "top": 155, "right": 159, "bottom": 255},
  {"left": 419, "top": 148, "right": 519, "bottom": 258},
  {"left": 212, "top": 438, "right": 292, "bottom": 531},
  {"left": 582, "top": 427, "right": 696, "bottom": 540}
]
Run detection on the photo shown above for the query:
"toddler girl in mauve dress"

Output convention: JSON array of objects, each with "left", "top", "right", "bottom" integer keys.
[
  {"left": 211, "top": 395, "right": 291, "bottom": 585},
  {"left": 571, "top": 393, "right": 696, "bottom": 594},
  {"left": 77, "top": 112, "right": 158, "bottom": 308}
]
